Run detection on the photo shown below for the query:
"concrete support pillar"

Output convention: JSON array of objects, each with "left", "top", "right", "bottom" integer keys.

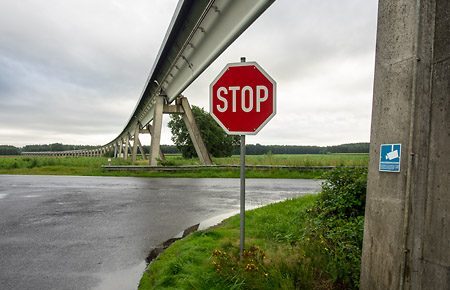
[
  {"left": 147, "top": 124, "right": 165, "bottom": 161},
  {"left": 150, "top": 96, "right": 164, "bottom": 166},
  {"left": 180, "top": 97, "right": 212, "bottom": 165},
  {"left": 147, "top": 124, "right": 166, "bottom": 160},
  {"left": 131, "top": 125, "right": 140, "bottom": 163},
  {"left": 135, "top": 135, "right": 146, "bottom": 160},
  {"left": 124, "top": 135, "right": 129, "bottom": 160},
  {"left": 114, "top": 143, "right": 118, "bottom": 158},
  {"left": 360, "top": 1, "right": 450, "bottom": 289},
  {"left": 118, "top": 139, "right": 123, "bottom": 158}
]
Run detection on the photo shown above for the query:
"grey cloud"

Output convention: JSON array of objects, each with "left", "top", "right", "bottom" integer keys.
[{"left": 0, "top": 0, "right": 378, "bottom": 146}]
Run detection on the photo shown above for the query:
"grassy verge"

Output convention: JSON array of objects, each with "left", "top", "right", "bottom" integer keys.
[
  {"left": 139, "top": 195, "right": 318, "bottom": 290},
  {"left": 139, "top": 167, "right": 367, "bottom": 289},
  {"left": 146, "top": 153, "right": 369, "bottom": 167},
  {"left": 0, "top": 154, "right": 368, "bottom": 178}
]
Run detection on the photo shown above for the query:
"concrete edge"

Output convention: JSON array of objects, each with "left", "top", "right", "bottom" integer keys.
[{"left": 144, "top": 210, "right": 240, "bottom": 265}]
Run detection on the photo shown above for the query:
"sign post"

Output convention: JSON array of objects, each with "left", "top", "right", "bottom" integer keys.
[{"left": 210, "top": 58, "right": 276, "bottom": 258}]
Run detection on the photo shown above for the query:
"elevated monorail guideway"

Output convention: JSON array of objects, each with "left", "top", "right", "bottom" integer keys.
[
  {"left": 24, "top": 0, "right": 275, "bottom": 162},
  {"left": 112, "top": 0, "right": 276, "bottom": 163}
]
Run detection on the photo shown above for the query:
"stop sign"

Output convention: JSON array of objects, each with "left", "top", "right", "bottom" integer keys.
[{"left": 210, "top": 62, "right": 276, "bottom": 135}]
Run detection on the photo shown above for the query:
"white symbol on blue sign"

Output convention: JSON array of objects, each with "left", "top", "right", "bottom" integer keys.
[{"left": 379, "top": 144, "right": 401, "bottom": 172}]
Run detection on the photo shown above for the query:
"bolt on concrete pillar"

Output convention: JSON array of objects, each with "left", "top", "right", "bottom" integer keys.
[{"left": 360, "top": 1, "right": 450, "bottom": 289}]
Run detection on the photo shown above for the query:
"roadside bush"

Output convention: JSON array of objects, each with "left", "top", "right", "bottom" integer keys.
[
  {"left": 27, "top": 158, "right": 39, "bottom": 169},
  {"left": 302, "top": 167, "right": 367, "bottom": 289}
]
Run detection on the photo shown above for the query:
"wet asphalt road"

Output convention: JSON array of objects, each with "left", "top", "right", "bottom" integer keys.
[{"left": 0, "top": 175, "right": 321, "bottom": 290}]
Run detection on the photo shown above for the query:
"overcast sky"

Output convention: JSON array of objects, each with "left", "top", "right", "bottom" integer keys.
[{"left": 0, "top": 0, "right": 378, "bottom": 147}]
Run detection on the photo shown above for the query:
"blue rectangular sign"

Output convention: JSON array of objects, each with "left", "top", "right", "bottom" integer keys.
[{"left": 379, "top": 144, "right": 401, "bottom": 172}]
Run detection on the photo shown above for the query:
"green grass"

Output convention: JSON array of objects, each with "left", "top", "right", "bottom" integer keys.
[
  {"left": 0, "top": 156, "right": 129, "bottom": 176},
  {"left": 215, "top": 153, "right": 368, "bottom": 167},
  {"left": 139, "top": 195, "right": 319, "bottom": 290},
  {"left": 0, "top": 154, "right": 368, "bottom": 178},
  {"left": 140, "top": 153, "right": 369, "bottom": 167}
]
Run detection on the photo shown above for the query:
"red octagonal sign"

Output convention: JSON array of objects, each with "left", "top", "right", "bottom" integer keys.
[{"left": 210, "top": 62, "right": 276, "bottom": 135}]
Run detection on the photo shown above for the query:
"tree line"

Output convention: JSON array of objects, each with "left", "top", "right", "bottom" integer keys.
[
  {"left": 0, "top": 143, "right": 97, "bottom": 155},
  {"left": 232, "top": 143, "right": 369, "bottom": 155},
  {"left": 0, "top": 142, "right": 368, "bottom": 156}
]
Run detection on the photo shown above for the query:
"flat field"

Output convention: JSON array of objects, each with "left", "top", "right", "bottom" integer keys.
[
  {"left": 0, "top": 153, "right": 368, "bottom": 178},
  {"left": 136, "top": 153, "right": 369, "bottom": 167}
]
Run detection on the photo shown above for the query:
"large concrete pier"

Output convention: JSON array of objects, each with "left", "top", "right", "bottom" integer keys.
[{"left": 360, "top": 0, "right": 449, "bottom": 289}]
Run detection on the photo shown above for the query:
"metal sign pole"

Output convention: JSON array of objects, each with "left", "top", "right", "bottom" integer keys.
[
  {"left": 240, "top": 134, "right": 246, "bottom": 260},
  {"left": 239, "top": 56, "right": 246, "bottom": 260}
]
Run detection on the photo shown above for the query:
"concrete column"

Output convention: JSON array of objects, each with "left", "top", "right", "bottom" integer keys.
[
  {"left": 124, "top": 135, "right": 129, "bottom": 160},
  {"left": 131, "top": 125, "right": 140, "bottom": 163},
  {"left": 118, "top": 138, "right": 123, "bottom": 158},
  {"left": 150, "top": 96, "right": 164, "bottom": 166},
  {"left": 147, "top": 124, "right": 165, "bottom": 161},
  {"left": 135, "top": 135, "right": 146, "bottom": 160},
  {"left": 114, "top": 143, "right": 118, "bottom": 158},
  {"left": 360, "top": 1, "right": 450, "bottom": 289},
  {"left": 180, "top": 97, "right": 212, "bottom": 165}
]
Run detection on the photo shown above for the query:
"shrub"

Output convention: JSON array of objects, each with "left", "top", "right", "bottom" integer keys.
[
  {"left": 315, "top": 167, "right": 367, "bottom": 219},
  {"left": 27, "top": 158, "right": 39, "bottom": 169},
  {"left": 302, "top": 167, "right": 367, "bottom": 289}
]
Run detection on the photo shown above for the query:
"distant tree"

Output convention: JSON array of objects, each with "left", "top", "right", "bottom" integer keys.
[
  {"left": 22, "top": 144, "right": 97, "bottom": 152},
  {"left": 245, "top": 144, "right": 268, "bottom": 155},
  {"left": 160, "top": 145, "right": 180, "bottom": 154},
  {"left": 50, "top": 143, "right": 65, "bottom": 152},
  {"left": 326, "top": 143, "right": 370, "bottom": 154},
  {"left": 0, "top": 145, "right": 20, "bottom": 155},
  {"left": 168, "top": 106, "right": 239, "bottom": 158}
]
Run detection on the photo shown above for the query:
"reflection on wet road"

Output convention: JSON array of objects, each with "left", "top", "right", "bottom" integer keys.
[{"left": 0, "top": 175, "right": 321, "bottom": 290}]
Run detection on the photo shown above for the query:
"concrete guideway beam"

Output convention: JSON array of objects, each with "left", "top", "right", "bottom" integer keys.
[{"left": 99, "top": 0, "right": 275, "bottom": 156}]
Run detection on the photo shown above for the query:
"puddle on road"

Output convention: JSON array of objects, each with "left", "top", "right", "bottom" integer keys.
[
  {"left": 93, "top": 261, "right": 147, "bottom": 290},
  {"left": 23, "top": 195, "right": 41, "bottom": 198}
]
